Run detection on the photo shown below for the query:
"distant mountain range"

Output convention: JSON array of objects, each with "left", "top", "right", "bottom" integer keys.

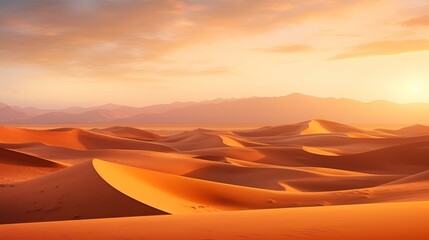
[{"left": 2, "top": 93, "right": 429, "bottom": 125}]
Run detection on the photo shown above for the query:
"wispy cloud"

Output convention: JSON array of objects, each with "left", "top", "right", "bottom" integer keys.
[
  {"left": 0, "top": 0, "right": 376, "bottom": 80},
  {"left": 401, "top": 14, "right": 429, "bottom": 27},
  {"left": 331, "top": 39, "right": 429, "bottom": 60}
]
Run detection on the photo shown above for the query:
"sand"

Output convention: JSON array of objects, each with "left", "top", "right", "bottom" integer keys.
[
  {"left": 0, "top": 201, "right": 428, "bottom": 240},
  {"left": 1, "top": 119, "right": 429, "bottom": 238}
]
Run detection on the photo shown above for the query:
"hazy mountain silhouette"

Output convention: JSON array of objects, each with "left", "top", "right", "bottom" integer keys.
[{"left": 2, "top": 93, "right": 429, "bottom": 125}]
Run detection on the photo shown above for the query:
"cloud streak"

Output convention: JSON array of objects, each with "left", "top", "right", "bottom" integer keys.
[
  {"left": 331, "top": 39, "right": 429, "bottom": 60},
  {"left": 401, "top": 14, "right": 429, "bottom": 27}
]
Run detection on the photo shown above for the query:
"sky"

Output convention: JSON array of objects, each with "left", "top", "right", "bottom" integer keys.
[{"left": 1, "top": 0, "right": 429, "bottom": 108}]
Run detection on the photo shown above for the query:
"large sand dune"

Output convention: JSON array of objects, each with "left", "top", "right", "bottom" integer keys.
[
  {"left": 0, "top": 160, "right": 166, "bottom": 224},
  {"left": 1, "top": 120, "right": 429, "bottom": 238}
]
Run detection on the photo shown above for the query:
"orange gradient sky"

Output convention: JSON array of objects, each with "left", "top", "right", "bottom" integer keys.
[{"left": 1, "top": 0, "right": 429, "bottom": 108}]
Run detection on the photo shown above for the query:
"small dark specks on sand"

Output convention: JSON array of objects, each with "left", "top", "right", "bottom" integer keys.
[{"left": 44, "top": 206, "right": 61, "bottom": 212}]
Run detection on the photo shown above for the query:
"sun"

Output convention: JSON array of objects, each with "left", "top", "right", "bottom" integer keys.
[{"left": 412, "top": 86, "right": 420, "bottom": 94}]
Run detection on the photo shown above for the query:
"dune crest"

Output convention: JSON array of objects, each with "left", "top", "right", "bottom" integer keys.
[
  {"left": 302, "top": 146, "right": 339, "bottom": 156},
  {"left": 301, "top": 120, "right": 333, "bottom": 135}
]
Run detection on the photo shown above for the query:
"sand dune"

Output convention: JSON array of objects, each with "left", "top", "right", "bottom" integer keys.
[
  {"left": 1, "top": 120, "right": 429, "bottom": 237},
  {"left": 236, "top": 119, "right": 389, "bottom": 138},
  {"left": 158, "top": 129, "right": 237, "bottom": 150},
  {"left": 3, "top": 158, "right": 429, "bottom": 225},
  {"left": 0, "top": 160, "right": 166, "bottom": 224},
  {"left": 91, "top": 126, "right": 162, "bottom": 141},
  {"left": 0, "top": 148, "right": 65, "bottom": 184},
  {"left": 302, "top": 146, "right": 339, "bottom": 156},
  {"left": 0, "top": 125, "right": 174, "bottom": 151},
  {"left": 233, "top": 122, "right": 307, "bottom": 137},
  {"left": 377, "top": 124, "right": 429, "bottom": 137},
  {"left": 184, "top": 162, "right": 400, "bottom": 191},
  {"left": 254, "top": 140, "right": 429, "bottom": 174},
  {"left": 0, "top": 148, "right": 63, "bottom": 168},
  {"left": 384, "top": 169, "right": 429, "bottom": 185}
]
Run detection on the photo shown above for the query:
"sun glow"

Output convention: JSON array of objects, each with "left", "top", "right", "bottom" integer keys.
[{"left": 412, "top": 86, "right": 420, "bottom": 94}]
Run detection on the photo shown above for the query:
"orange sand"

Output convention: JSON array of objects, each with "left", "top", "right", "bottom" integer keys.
[{"left": 1, "top": 120, "right": 429, "bottom": 239}]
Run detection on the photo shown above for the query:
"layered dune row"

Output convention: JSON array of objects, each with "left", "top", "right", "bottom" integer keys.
[{"left": 1, "top": 119, "right": 429, "bottom": 238}]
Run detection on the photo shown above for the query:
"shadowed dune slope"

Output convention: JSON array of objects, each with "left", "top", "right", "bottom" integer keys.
[
  {"left": 377, "top": 124, "right": 429, "bottom": 137},
  {"left": 183, "top": 162, "right": 400, "bottom": 191},
  {"left": 384, "top": 169, "right": 429, "bottom": 185},
  {"left": 0, "top": 148, "right": 65, "bottom": 184},
  {"left": 255, "top": 140, "right": 429, "bottom": 174},
  {"left": 0, "top": 148, "right": 63, "bottom": 168},
  {"left": 0, "top": 160, "right": 167, "bottom": 224}
]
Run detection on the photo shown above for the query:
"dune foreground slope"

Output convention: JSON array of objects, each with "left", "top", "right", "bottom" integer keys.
[
  {"left": 1, "top": 201, "right": 428, "bottom": 240},
  {"left": 1, "top": 119, "right": 429, "bottom": 239}
]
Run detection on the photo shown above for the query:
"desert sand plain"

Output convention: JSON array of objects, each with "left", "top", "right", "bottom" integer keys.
[{"left": 1, "top": 119, "right": 429, "bottom": 239}]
